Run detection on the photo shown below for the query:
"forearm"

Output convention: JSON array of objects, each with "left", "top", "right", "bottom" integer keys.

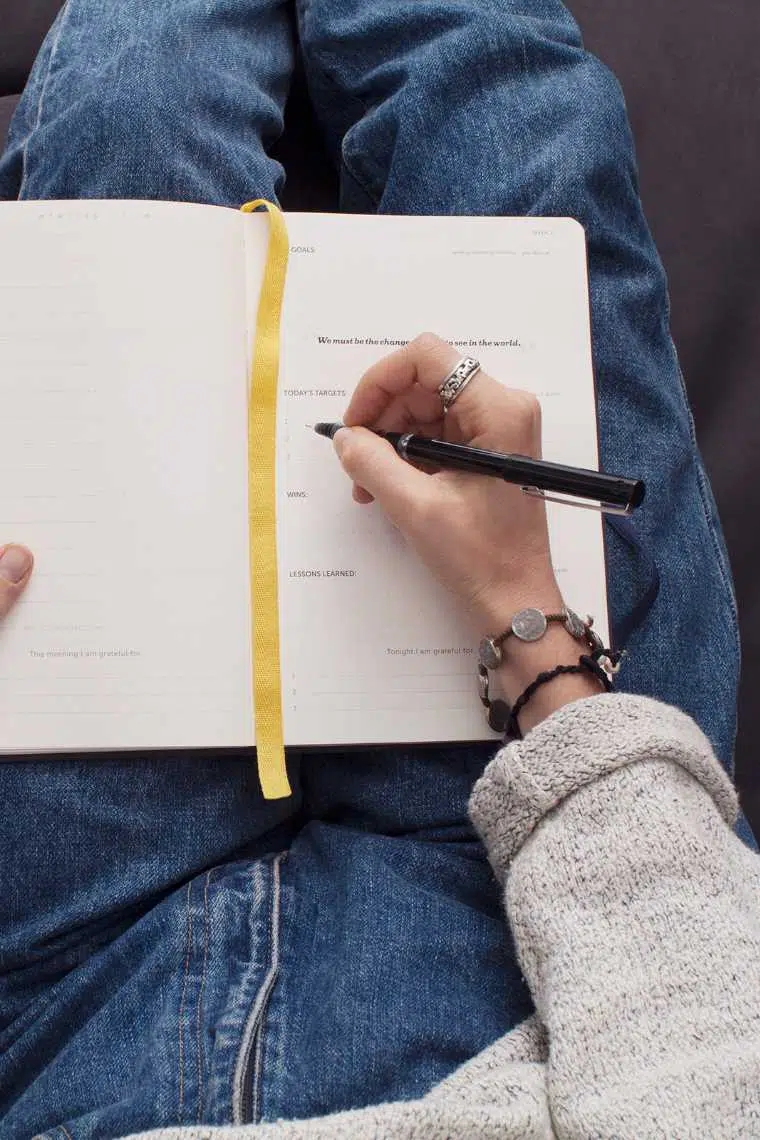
[{"left": 470, "top": 695, "right": 760, "bottom": 1135}]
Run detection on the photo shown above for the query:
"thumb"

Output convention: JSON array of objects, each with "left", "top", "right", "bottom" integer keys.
[
  {"left": 333, "top": 427, "right": 432, "bottom": 526},
  {"left": 0, "top": 544, "right": 34, "bottom": 620}
]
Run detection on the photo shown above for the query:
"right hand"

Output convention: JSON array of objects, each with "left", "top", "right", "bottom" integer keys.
[
  {"left": 333, "top": 332, "right": 564, "bottom": 633},
  {"left": 0, "top": 544, "right": 34, "bottom": 621},
  {"left": 334, "top": 334, "right": 605, "bottom": 731}
]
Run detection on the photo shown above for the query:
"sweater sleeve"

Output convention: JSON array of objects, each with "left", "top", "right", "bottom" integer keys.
[{"left": 468, "top": 692, "right": 760, "bottom": 1137}]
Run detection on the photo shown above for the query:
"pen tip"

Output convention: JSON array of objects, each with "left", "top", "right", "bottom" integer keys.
[
  {"left": 313, "top": 422, "right": 343, "bottom": 439},
  {"left": 305, "top": 424, "right": 313, "bottom": 430}
]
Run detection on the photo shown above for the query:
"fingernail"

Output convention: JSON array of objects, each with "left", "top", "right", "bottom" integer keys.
[{"left": 0, "top": 545, "right": 33, "bottom": 584}]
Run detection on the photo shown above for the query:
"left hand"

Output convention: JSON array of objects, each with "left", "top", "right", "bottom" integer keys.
[{"left": 0, "top": 544, "right": 34, "bottom": 620}]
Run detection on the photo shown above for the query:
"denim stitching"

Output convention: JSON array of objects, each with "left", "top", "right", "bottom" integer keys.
[
  {"left": 340, "top": 152, "right": 382, "bottom": 212},
  {"left": 231, "top": 861, "right": 268, "bottom": 1123},
  {"left": 693, "top": 451, "right": 739, "bottom": 640},
  {"left": 231, "top": 852, "right": 286, "bottom": 1125},
  {"left": 177, "top": 880, "right": 194, "bottom": 1124},
  {"left": 674, "top": 363, "right": 740, "bottom": 644},
  {"left": 305, "top": 55, "right": 379, "bottom": 208},
  {"left": 250, "top": 853, "right": 285, "bottom": 1121},
  {"left": 195, "top": 869, "right": 213, "bottom": 1123},
  {"left": 18, "top": 1, "right": 74, "bottom": 199}
]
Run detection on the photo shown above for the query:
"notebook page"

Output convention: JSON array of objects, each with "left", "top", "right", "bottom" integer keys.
[
  {"left": 0, "top": 201, "right": 254, "bottom": 752},
  {"left": 244, "top": 212, "right": 608, "bottom": 748}
]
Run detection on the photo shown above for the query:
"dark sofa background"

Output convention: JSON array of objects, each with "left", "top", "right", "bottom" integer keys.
[{"left": 2, "top": 0, "right": 759, "bottom": 831}]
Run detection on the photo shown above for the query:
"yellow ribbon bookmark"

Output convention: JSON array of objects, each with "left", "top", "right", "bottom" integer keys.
[{"left": 240, "top": 198, "right": 291, "bottom": 800}]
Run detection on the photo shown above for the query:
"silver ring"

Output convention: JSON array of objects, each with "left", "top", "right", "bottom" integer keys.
[{"left": 437, "top": 357, "right": 481, "bottom": 413}]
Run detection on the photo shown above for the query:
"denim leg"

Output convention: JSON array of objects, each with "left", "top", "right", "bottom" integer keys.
[
  {"left": 1, "top": 1, "right": 747, "bottom": 1133},
  {"left": 0, "top": 0, "right": 294, "bottom": 204},
  {"left": 252, "top": 0, "right": 746, "bottom": 1123},
  {"left": 297, "top": 0, "right": 739, "bottom": 773},
  {"left": 3, "top": 852, "right": 305, "bottom": 1135},
  {"left": 256, "top": 761, "right": 530, "bottom": 1124},
  {"left": 0, "top": 4, "right": 303, "bottom": 1136},
  {"left": 1, "top": 822, "right": 300, "bottom": 1139}
]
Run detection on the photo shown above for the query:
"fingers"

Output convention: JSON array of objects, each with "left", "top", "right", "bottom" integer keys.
[
  {"left": 0, "top": 544, "right": 34, "bottom": 620},
  {"left": 333, "top": 427, "right": 431, "bottom": 527},
  {"left": 343, "top": 334, "right": 451, "bottom": 429},
  {"left": 343, "top": 331, "right": 537, "bottom": 449}
]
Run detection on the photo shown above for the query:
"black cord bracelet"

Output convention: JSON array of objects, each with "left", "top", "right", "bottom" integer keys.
[
  {"left": 506, "top": 663, "right": 587, "bottom": 741},
  {"left": 505, "top": 652, "right": 613, "bottom": 741}
]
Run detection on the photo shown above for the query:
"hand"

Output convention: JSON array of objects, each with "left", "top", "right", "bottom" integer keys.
[
  {"left": 0, "top": 544, "right": 34, "bottom": 620},
  {"left": 333, "top": 332, "right": 563, "bottom": 633},
  {"left": 333, "top": 333, "right": 604, "bottom": 731}
]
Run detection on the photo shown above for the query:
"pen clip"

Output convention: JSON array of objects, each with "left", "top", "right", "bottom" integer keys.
[{"left": 521, "top": 486, "right": 634, "bottom": 517}]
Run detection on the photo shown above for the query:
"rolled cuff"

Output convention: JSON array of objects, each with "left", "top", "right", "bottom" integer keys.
[{"left": 468, "top": 693, "right": 738, "bottom": 882}]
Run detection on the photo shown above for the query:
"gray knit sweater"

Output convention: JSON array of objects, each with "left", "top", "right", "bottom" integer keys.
[{"left": 126, "top": 694, "right": 760, "bottom": 1139}]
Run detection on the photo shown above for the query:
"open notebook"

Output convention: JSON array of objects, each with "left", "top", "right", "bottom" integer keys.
[{"left": 0, "top": 202, "right": 608, "bottom": 753}]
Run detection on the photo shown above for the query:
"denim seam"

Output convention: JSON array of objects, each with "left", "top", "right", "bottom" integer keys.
[
  {"left": 675, "top": 364, "right": 740, "bottom": 644},
  {"left": 231, "top": 851, "right": 286, "bottom": 1125},
  {"left": 250, "top": 852, "right": 286, "bottom": 1123},
  {"left": 303, "top": 55, "right": 379, "bottom": 208},
  {"left": 694, "top": 458, "right": 740, "bottom": 647},
  {"left": 195, "top": 869, "right": 213, "bottom": 1123},
  {"left": 294, "top": 0, "right": 382, "bottom": 209},
  {"left": 177, "top": 880, "right": 194, "bottom": 1125},
  {"left": 340, "top": 153, "right": 382, "bottom": 211},
  {"left": 296, "top": 0, "right": 372, "bottom": 95},
  {"left": 18, "top": 1, "right": 73, "bottom": 199}
]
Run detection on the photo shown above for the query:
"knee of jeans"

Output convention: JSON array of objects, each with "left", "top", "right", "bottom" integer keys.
[
  {"left": 21, "top": 67, "right": 206, "bottom": 200},
  {"left": 562, "top": 58, "right": 634, "bottom": 173},
  {"left": 404, "top": 8, "right": 629, "bottom": 140},
  {"left": 504, "top": 49, "right": 636, "bottom": 217},
  {"left": 346, "top": 12, "right": 636, "bottom": 214},
  {"left": 499, "top": 43, "right": 635, "bottom": 199}
]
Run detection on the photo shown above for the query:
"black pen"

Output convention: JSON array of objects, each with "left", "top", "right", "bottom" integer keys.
[{"left": 312, "top": 423, "right": 645, "bottom": 515}]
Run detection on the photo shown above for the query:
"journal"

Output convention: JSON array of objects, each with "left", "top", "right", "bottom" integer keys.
[{"left": 0, "top": 201, "right": 608, "bottom": 755}]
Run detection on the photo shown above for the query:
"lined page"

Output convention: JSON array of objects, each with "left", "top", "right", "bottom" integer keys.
[
  {"left": 245, "top": 212, "right": 609, "bottom": 748},
  {"left": 0, "top": 201, "right": 253, "bottom": 752}
]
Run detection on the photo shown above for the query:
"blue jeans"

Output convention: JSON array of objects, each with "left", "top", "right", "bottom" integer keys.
[{"left": 0, "top": 1, "right": 747, "bottom": 1137}]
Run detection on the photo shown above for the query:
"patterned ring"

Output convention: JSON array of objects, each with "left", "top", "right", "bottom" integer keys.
[{"left": 437, "top": 357, "right": 481, "bottom": 413}]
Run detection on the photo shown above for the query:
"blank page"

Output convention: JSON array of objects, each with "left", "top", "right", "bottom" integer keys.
[{"left": 0, "top": 201, "right": 254, "bottom": 752}]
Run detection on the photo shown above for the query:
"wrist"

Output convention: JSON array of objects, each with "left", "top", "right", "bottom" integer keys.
[
  {"left": 480, "top": 615, "right": 606, "bottom": 738},
  {"left": 493, "top": 625, "right": 605, "bottom": 734},
  {"left": 469, "top": 570, "right": 564, "bottom": 638},
  {"left": 472, "top": 581, "right": 608, "bottom": 735}
]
